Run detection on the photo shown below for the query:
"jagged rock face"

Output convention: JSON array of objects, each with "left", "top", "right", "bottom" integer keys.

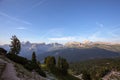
[{"left": 65, "top": 41, "right": 82, "bottom": 47}]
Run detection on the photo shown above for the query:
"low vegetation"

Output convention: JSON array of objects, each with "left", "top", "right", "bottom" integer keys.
[
  {"left": 70, "top": 58, "right": 120, "bottom": 80},
  {"left": 6, "top": 35, "right": 46, "bottom": 77},
  {"left": 6, "top": 52, "right": 46, "bottom": 77},
  {"left": 43, "top": 56, "right": 80, "bottom": 80}
]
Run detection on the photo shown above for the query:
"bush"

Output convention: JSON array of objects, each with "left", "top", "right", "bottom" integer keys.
[
  {"left": 82, "top": 70, "right": 91, "bottom": 80},
  {"left": 6, "top": 53, "right": 46, "bottom": 77},
  {"left": 6, "top": 53, "right": 28, "bottom": 65},
  {"left": 36, "top": 68, "right": 46, "bottom": 77}
]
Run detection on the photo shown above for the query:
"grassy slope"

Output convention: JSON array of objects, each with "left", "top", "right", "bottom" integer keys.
[{"left": 70, "top": 58, "right": 120, "bottom": 79}]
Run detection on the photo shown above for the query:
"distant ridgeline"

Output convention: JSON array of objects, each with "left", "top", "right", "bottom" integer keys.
[
  {"left": 37, "top": 47, "right": 120, "bottom": 63},
  {"left": 1, "top": 42, "right": 120, "bottom": 63}
]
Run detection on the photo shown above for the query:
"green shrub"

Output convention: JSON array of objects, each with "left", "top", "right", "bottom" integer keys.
[
  {"left": 6, "top": 53, "right": 46, "bottom": 77},
  {"left": 6, "top": 53, "right": 28, "bottom": 65}
]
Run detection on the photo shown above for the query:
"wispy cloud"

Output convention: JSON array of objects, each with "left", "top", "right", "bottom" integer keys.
[
  {"left": 47, "top": 23, "right": 120, "bottom": 43},
  {"left": 40, "top": 28, "right": 64, "bottom": 39},
  {"left": 48, "top": 36, "right": 116, "bottom": 43},
  {"left": 48, "top": 36, "right": 88, "bottom": 43},
  {"left": 88, "top": 24, "right": 120, "bottom": 42},
  {"left": 31, "top": 0, "right": 46, "bottom": 9},
  {"left": 96, "top": 22, "right": 104, "bottom": 28},
  {"left": 16, "top": 27, "right": 27, "bottom": 30},
  {"left": 88, "top": 31, "right": 103, "bottom": 41},
  {"left": 0, "top": 11, "right": 32, "bottom": 25},
  {"left": 110, "top": 24, "right": 120, "bottom": 33},
  {"left": 108, "top": 25, "right": 120, "bottom": 39},
  {"left": 49, "top": 37, "right": 75, "bottom": 41}
]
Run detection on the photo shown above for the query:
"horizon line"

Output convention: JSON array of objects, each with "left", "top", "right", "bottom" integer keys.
[{"left": 0, "top": 40, "right": 120, "bottom": 45}]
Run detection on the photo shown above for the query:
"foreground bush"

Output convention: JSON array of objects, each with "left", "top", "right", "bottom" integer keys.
[{"left": 6, "top": 53, "right": 46, "bottom": 77}]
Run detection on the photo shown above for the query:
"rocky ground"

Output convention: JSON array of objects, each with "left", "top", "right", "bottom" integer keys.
[
  {"left": 102, "top": 71, "right": 120, "bottom": 80},
  {"left": 0, "top": 55, "right": 47, "bottom": 80},
  {"left": 73, "top": 71, "right": 120, "bottom": 80}
]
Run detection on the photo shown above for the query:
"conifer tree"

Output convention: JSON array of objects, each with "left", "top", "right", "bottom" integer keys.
[
  {"left": 45, "top": 56, "right": 56, "bottom": 70},
  {"left": 57, "top": 56, "right": 69, "bottom": 74},
  {"left": 9, "top": 35, "right": 21, "bottom": 54},
  {"left": 32, "top": 51, "right": 37, "bottom": 63}
]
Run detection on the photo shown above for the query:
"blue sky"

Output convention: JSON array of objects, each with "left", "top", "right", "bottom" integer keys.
[{"left": 0, "top": 0, "right": 120, "bottom": 44}]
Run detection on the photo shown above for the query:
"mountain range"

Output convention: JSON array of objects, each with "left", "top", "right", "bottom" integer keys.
[{"left": 0, "top": 41, "right": 120, "bottom": 62}]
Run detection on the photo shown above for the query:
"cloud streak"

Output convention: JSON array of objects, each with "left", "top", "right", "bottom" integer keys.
[
  {"left": 39, "top": 28, "right": 64, "bottom": 39},
  {"left": 16, "top": 27, "right": 27, "bottom": 30},
  {"left": 48, "top": 36, "right": 117, "bottom": 43},
  {"left": 96, "top": 22, "right": 104, "bottom": 28},
  {"left": 48, "top": 36, "right": 88, "bottom": 43},
  {"left": 31, "top": 0, "right": 46, "bottom": 9},
  {"left": 0, "top": 11, "right": 32, "bottom": 25},
  {"left": 49, "top": 37, "right": 75, "bottom": 41},
  {"left": 47, "top": 23, "right": 120, "bottom": 43}
]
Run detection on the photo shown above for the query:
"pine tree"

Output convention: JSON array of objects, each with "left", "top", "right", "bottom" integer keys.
[
  {"left": 44, "top": 57, "right": 47, "bottom": 64},
  {"left": 51, "top": 56, "right": 56, "bottom": 66},
  {"left": 9, "top": 35, "right": 21, "bottom": 54},
  {"left": 45, "top": 56, "right": 56, "bottom": 70},
  {"left": 57, "top": 56, "right": 69, "bottom": 74},
  {"left": 32, "top": 51, "right": 37, "bottom": 63},
  {"left": 57, "top": 56, "right": 61, "bottom": 69}
]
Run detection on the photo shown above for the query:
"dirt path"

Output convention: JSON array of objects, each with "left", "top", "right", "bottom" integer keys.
[
  {"left": 0, "top": 57, "right": 48, "bottom": 80},
  {"left": 0, "top": 58, "right": 20, "bottom": 80}
]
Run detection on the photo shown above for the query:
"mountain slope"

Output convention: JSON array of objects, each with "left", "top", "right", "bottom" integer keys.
[
  {"left": 0, "top": 42, "right": 63, "bottom": 59},
  {"left": 38, "top": 47, "right": 120, "bottom": 62},
  {"left": 1, "top": 42, "right": 120, "bottom": 62},
  {"left": 70, "top": 58, "right": 120, "bottom": 80}
]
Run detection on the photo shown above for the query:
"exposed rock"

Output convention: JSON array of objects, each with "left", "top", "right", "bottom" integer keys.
[{"left": 102, "top": 71, "right": 120, "bottom": 80}]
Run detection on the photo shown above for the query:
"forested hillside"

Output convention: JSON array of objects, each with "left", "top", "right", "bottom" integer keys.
[
  {"left": 38, "top": 47, "right": 120, "bottom": 62},
  {"left": 70, "top": 58, "right": 120, "bottom": 80}
]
